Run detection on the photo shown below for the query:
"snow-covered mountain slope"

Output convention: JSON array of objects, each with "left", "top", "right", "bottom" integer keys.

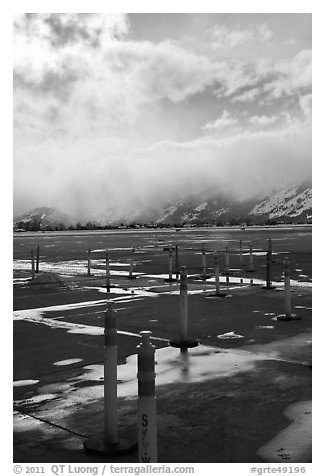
[
  {"left": 14, "top": 181, "right": 312, "bottom": 227},
  {"left": 154, "top": 181, "right": 311, "bottom": 225},
  {"left": 249, "top": 183, "right": 312, "bottom": 219},
  {"left": 14, "top": 207, "right": 76, "bottom": 228}
]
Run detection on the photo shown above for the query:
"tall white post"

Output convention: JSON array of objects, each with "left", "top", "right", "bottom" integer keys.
[
  {"left": 168, "top": 246, "right": 173, "bottom": 281},
  {"left": 175, "top": 245, "right": 180, "bottom": 280},
  {"left": 239, "top": 240, "right": 243, "bottom": 266},
  {"left": 105, "top": 249, "right": 110, "bottom": 292},
  {"left": 202, "top": 243, "right": 206, "bottom": 280},
  {"left": 31, "top": 249, "right": 35, "bottom": 279},
  {"left": 249, "top": 244, "right": 253, "bottom": 269},
  {"left": 247, "top": 243, "right": 255, "bottom": 272},
  {"left": 137, "top": 331, "right": 158, "bottom": 463},
  {"left": 225, "top": 246, "right": 230, "bottom": 274},
  {"left": 87, "top": 248, "right": 91, "bottom": 276},
  {"left": 36, "top": 245, "right": 40, "bottom": 273},
  {"left": 284, "top": 258, "right": 292, "bottom": 318},
  {"left": 214, "top": 252, "right": 220, "bottom": 295},
  {"left": 104, "top": 303, "right": 118, "bottom": 446},
  {"left": 179, "top": 266, "right": 189, "bottom": 342},
  {"left": 129, "top": 247, "right": 135, "bottom": 279}
]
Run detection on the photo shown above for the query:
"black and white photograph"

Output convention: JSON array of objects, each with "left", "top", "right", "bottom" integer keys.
[{"left": 11, "top": 6, "right": 313, "bottom": 472}]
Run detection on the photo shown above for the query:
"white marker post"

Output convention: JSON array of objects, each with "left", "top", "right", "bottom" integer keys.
[
  {"left": 247, "top": 243, "right": 255, "bottom": 272},
  {"left": 104, "top": 303, "right": 118, "bottom": 446},
  {"left": 179, "top": 267, "right": 189, "bottom": 343},
  {"left": 239, "top": 240, "right": 243, "bottom": 266},
  {"left": 129, "top": 247, "right": 135, "bottom": 279},
  {"left": 84, "top": 303, "right": 137, "bottom": 455},
  {"left": 87, "top": 248, "right": 91, "bottom": 276},
  {"left": 175, "top": 245, "right": 180, "bottom": 280},
  {"left": 137, "top": 331, "right": 158, "bottom": 463},
  {"left": 36, "top": 245, "right": 40, "bottom": 273},
  {"left": 202, "top": 243, "right": 207, "bottom": 280},
  {"left": 225, "top": 246, "right": 230, "bottom": 275},
  {"left": 214, "top": 252, "right": 221, "bottom": 295},
  {"left": 268, "top": 238, "right": 272, "bottom": 259},
  {"left": 31, "top": 249, "right": 35, "bottom": 279},
  {"left": 105, "top": 249, "right": 110, "bottom": 292},
  {"left": 212, "top": 252, "right": 227, "bottom": 297},
  {"left": 168, "top": 246, "right": 173, "bottom": 281},
  {"left": 262, "top": 250, "right": 276, "bottom": 290},
  {"left": 284, "top": 258, "right": 292, "bottom": 319}
]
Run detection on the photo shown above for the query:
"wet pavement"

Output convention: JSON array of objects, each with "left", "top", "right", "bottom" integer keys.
[{"left": 13, "top": 227, "right": 312, "bottom": 463}]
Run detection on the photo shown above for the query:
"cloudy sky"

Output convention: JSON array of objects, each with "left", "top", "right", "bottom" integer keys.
[{"left": 13, "top": 13, "right": 312, "bottom": 220}]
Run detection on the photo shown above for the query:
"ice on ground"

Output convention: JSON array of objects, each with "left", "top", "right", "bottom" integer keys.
[
  {"left": 257, "top": 400, "right": 312, "bottom": 463},
  {"left": 13, "top": 380, "right": 39, "bottom": 387},
  {"left": 217, "top": 331, "right": 244, "bottom": 339},
  {"left": 53, "top": 358, "right": 84, "bottom": 366}
]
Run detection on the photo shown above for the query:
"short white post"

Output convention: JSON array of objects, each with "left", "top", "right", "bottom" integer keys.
[
  {"left": 87, "top": 248, "right": 91, "bottom": 276},
  {"left": 137, "top": 331, "right": 158, "bottom": 463},
  {"left": 36, "top": 245, "right": 40, "bottom": 273},
  {"left": 168, "top": 246, "right": 173, "bottom": 281},
  {"left": 175, "top": 245, "right": 180, "bottom": 280},
  {"left": 129, "top": 247, "right": 135, "bottom": 279},
  {"left": 214, "top": 252, "right": 221, "bottom": 294},
  {"left": 249, "top": 244, "right": 253, "bottom": 269},
  {"left": 225, "top": 246, "right": 230, "bottom": 274},
  {"left": 284, "top": 258, "right": 292, "bottom": 318},
  {"left": 247, "top": 243, "right": 255, "bottom": 272},
  {"left": 179, "top": 266, "right": 189, "bottom": 343},
  {"left": 239, "top": 240, "right": 243, "bottom": 266},
  {"left": 262, "top": 250, "right": 275, "bottom": 290},
  {"left": 31, "top": 249, "right": 35, "bottom": 279},
  {"left": 202, "top": 243, "right": 207, "bottom": 280},
  {"left": 104, "top": 303, "right": 119, "bottom": 446},
  {"left": 105, "top": 249, "right": 110, "bottom": 292}
]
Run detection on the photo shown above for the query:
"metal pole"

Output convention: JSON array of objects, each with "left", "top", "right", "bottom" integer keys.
[
  {"left": 129, "top": 247, "right": 135, "bottom": 279},
  {"left": 247, "top": 243, "right": 255, "bottom": 272},
  {"left": 137, "top": 331, "right": 158, "bottom": 463},
  {"left": 31, "top": 249, "right": 35, "bottom": 279},
  {"left": 214, "top": 252, "right": 220, "bottom": 295},
  {"left": 202, "top": 243, "right": 206, "bottom": 280},
  {"left": 249, "top": 244, "right": 253, "bottom": 270},
  {"left": 36, "top": 245, "right": 40, "bottom": 273},
  {"left": 104, "top": 303, "right": 118, "bottom": 446},
  {"left": 175, "top": 245, "right": 180, "bottom": 280},
  {"left": 225, "top": 246, "right": 230, "bottom": 274},
  {"left": 87, "top": 248, "right": 91, "bottom": 276},
  {"left": 266, "top": 250, "right": 271, "bottom": 288},
  {"left": 179, "top": 266, "right": 189, "bottom": 343},
  {"left": 168, "top": 246, "right": 173, "bottom": 281},
  {"left": 284, "top": 258, "right": 292, "bottom": 318},
  {"left": 239, "top": 240, "right": 243, "bottom": 266},
  {"left": 105, "top": 249, "right": 110, "bottom": 292}
]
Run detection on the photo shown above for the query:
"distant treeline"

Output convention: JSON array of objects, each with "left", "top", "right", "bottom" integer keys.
[{"left": 14, "top": 216, "right": 311, "bottom": 232}]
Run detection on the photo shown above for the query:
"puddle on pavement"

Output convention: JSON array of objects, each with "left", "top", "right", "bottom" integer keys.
[{"left": 14, "top": 345, "right": 271, "bottom": 413}]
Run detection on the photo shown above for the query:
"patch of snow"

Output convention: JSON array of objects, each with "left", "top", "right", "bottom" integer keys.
[{"left": 194, "top": 202, "right": 208, "bottom": 212}]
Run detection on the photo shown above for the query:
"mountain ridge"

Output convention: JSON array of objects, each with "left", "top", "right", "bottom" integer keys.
[{"left": 13, "top": 181, "right": 312, "bottom": 229}]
